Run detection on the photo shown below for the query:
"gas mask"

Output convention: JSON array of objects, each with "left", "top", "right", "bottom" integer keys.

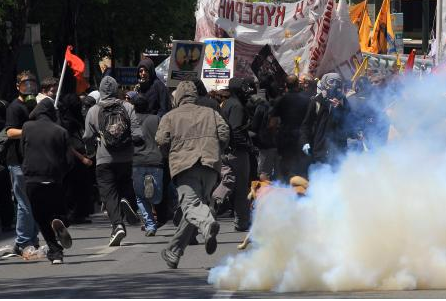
[
  {"left": 18, "top": 79, "right": 38, "bottom": 111},
  {"left": 323, "top": 77, "right": 343, "bottom": 100}
]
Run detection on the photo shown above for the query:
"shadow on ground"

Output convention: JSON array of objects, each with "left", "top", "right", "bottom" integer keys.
[{"left": 0, "top": 271, "right": 215, "bottom": 298}]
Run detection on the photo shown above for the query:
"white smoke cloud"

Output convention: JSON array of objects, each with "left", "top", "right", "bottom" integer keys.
[{"left": 208, "top": 74, "right": 446, "bottom": 292}]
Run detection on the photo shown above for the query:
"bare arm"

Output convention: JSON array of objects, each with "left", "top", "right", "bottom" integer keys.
[
  {"left": 6, "top": 128, "right": 22, "bottom": 139},
  {"left": 71, "top": 147, "right": 92, "bottom": 166}
]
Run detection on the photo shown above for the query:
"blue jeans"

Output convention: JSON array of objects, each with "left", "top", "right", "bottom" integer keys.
[
  {"left": 8, "top": 165, "right": 39, "bottom": 247},
  {"left": 132, "top": 166, "right": 163, "bottom": 231}
]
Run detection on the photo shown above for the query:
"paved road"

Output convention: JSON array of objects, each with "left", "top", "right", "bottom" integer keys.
[{"left": 1, "top": 213, "right": 446, "bottom": 298}]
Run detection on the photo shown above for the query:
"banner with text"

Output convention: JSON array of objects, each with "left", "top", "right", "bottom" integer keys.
[{"left": 195, "top": 0, "right": 361, "bottom": 80}]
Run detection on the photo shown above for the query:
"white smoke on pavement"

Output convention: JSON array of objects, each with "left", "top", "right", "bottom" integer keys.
[{"left": 208, "top": 74, "right": 446, "bottom": 292}]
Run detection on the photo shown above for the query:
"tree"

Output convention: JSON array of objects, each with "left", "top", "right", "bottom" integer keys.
[
  {"left": 0, "top": 0, "right": 33, "bottom": 100},
  {"left": 1, "top": 0, "right": 198, "bottom": 97}
]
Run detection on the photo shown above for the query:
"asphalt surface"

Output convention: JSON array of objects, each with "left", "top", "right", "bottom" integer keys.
[{"left": 1, "top": 213, "right": 446, "bottom": 298}]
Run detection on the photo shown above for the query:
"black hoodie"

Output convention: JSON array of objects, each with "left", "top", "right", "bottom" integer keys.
[
  {"left": 136, "top": 59, "right": 171, "bottom": 117},
  {"left": 21, "top": 98, "right": 73, "bottom": 183},
  {"left": 221, "top": 78, "right": 251, "bottom": 151}
]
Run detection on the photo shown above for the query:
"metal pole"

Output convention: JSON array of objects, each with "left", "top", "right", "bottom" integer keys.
[
  {"left": 437, "top": 0, "right": 443, "bottom": 64},
  {"left": 54, "top": 58, "right": 67, "bottom": 109},
  {"left": 422, "top": 0, "right": 429, "bottom": 54}
]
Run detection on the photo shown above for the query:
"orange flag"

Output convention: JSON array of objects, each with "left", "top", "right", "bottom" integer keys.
[
  {"left": 369, "top": 0, "right": 396, "bottom": 54},
  {"left": 65, "top": 45, "right": 89, "bottom": 94},
  {"left": 349, "top": 0, "right": 367, "bottom": 28},
  {"left": 358, "top": 5, "right": 372, "bottom": 52}
]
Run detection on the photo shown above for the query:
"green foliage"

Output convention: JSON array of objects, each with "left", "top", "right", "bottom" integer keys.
[{"left": 28, "top": 0, "right": 198, "bottom": 65}]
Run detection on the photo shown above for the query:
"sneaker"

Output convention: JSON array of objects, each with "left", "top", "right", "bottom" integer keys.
[
  {"left": 204, "top": 221, "right": 220, "bottom": 255},
  {"left": 145, "top": 229, "right": 156, "bottom": 237},
  {"left": 109, "top": 224, "right": 126, "bottom": 247},
  {"left": 51, "top": 219, "right": 72, "bottom": 249},
  {"left": 0, "top": 244, "right": 22, "bottom": 258},
  {"left": 120, "top": 199, "right": 140, "bottom": 225},
  {"left": 234, "top": 226, "right": 249, "bottom": 232},
  {"left": 51, "top": 259, "right": 63, "bottom": 264},
  {"left": 161, "top": 249, "right": 180, "bottom": 269},
  {"left": 144, "top": 175, "right": 155, "bottom": 199}
]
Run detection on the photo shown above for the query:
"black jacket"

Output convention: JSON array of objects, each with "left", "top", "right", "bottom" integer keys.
[
  {"left": 220, "top": 78, "right": 252, "bottom": 151},
  {"left": 21, "top": 98, "right": 73, "bottom": 183},
  {"left": 272, "top": 90, "right": 311, "bottom": 152},
  {"left": 249, "top": 90, "right": 276, "bottom": 149},
  {"left": 136, "top": 59, "right": 171, "bottom": 117},
  {"left": 300, "top": 93, "right": 353, "bottom": 162}
]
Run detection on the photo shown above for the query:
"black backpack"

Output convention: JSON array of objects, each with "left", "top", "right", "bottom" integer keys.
[{"left": 98, "top": 101, "right": 132, "bottom": 150}]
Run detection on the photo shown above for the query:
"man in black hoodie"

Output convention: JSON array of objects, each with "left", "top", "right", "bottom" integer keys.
[
  {"left": 135, "top": 58, "right": 171, "bottom": 117},
  {"left": 21, "top": 98, "right": 74, "bottom": 264},
  {"left": 220, "top": 77, "right": 253, "bottom": 231}
]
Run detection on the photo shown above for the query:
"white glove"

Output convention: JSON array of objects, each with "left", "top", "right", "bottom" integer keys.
[{"left": 302, "top": 143, "right": 311, "bottom": 156}]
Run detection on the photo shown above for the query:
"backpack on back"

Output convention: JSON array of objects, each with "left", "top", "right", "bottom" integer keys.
[{"left": 98, "top": 101, "right": 132, "bottom": 150}]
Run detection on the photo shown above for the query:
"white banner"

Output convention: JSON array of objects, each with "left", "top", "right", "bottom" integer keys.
[
  {"left": 167, "top": 40, "right": 205, "bottom": 87},
  {"left": 195, "top": 0, "right": 361, "bottom": 80}
]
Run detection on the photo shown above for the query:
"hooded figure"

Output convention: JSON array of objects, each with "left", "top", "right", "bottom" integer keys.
[
  {"left": 22, "top": 98, "right": 72, "bottom": 183},
  {"left": 21, "top": 98, "right": 74, "bottom": 264},
  {"left": 135, "top": 58, "right": 171, "bottom": 117},
  {"left": 222, "top": 77, "right": 252, "bottom": 151},
  {"left": 300, "top": 73, "right": 353, "bottom": 166},
  {"left": 83, "top": 76, "right": 142, "bottom": 247},
  {"left": 156, "top": 80, "right": 229, "bottom": 178},
  {"left": 155, "top": 80, "right": 230, "bottom": 269},
  {"left": 220, "top": 77, "right": 253, "bottom": 231},
  {"left": 83, "top": 76, "right": 142, "bottom": 166}
]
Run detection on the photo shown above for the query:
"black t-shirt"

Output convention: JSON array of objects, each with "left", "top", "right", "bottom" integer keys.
[{"left": 5, "top": 98, "right": 30, "bottom": 166}]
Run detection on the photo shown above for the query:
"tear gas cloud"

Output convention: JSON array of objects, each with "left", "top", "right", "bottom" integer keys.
[{"left": 208, "top": 74, "right": 446, "bottom": 292}]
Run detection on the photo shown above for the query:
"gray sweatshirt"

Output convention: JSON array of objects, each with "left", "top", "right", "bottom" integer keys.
[{"left": 83, "top": 76, "right": 142, "bottom": 166}]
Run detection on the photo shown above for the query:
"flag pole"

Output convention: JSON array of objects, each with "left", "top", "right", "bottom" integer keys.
[
  {"left": 54, "top": 58, "right": 68, "bottom": 109},
  {"left": 437, "top": 0, "right": 443, "bottom": 65}
]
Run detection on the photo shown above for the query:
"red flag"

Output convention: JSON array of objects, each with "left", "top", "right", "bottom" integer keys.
[
  {"left": 404, "top": 49, "right": 416, "bottom": 74},
  {"left": 65, "top": 45, "right": 89, "bottom": 94}
]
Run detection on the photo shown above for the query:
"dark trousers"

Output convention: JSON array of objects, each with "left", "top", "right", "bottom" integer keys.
[
  {"left": 278, "top": 148, "right": 311, "bottom": 181},
  {"left": 0, "top": 166, "right": 14, "bottom": 229},
  {"left": 64, "top": 161, "right": 94, "bottom": 221},
  {"left": 96, "top": 162, "right": 137, "bottom": 227},
  {"left": 227, "top": 149, "right": 250, "bottom": 229},
  {"left": 26, "top": 182, "right": 66, "bottom": 261}
]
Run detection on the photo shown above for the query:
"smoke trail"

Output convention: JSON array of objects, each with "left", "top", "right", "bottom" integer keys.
[{"left": 209, "top": 74, "right": 446, "bottom": 292}]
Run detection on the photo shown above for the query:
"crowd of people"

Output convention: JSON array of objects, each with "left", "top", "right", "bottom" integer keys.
[{"left": 0, "top": 56, "right": 393, "bottom": 267}]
